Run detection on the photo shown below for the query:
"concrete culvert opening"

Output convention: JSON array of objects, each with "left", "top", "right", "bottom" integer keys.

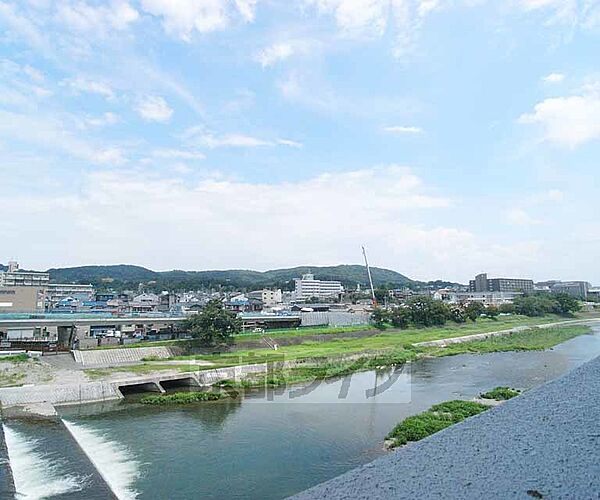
[
  {"left": 159, "top": 378, "right": 200, "bottom": 390},
  {"left": 118, "top": 382, "right": 163, "bottom": 395}
]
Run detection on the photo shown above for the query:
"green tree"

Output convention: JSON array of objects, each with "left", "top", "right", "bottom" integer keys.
[
  {"left": 406, "top": 296, "right": 450, "bottom": 327},
  {"left": 449, "top": 306, "right": 467, "bottom": 324},
  {"left": 388, "top": 306, "right": 411, "bottom": 329},
  {"left": 371, "top": 307, "right": 390, "bottom": 329},
  {"left": 485, "top": 305, "right": 500, "bottom": 320},
  {"left": 184, "top": 299, "right": 242, "bottom": 346},
  {"left": 551, "top": 293, "right": 581, "bottom": 316},
  {"left": 464, "top": 301, "right": 485, "bottom": 322}
]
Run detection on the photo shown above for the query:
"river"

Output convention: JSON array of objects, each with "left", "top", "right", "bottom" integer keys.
[{"left": 4, "top": 325, "right": 600, "bottom": 499}]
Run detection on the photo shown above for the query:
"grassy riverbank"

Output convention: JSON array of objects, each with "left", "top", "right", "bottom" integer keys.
[
  {"left": 213, "top": 325, "right": 591, "bottom": 389},
  {"left": 171, "top": 319, "right": 591, "bottom": 368},
  {"left": 81, "top": 319, "right": 595, "bottom": 383}
]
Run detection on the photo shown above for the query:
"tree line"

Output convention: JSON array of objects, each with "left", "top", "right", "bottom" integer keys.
[{"left": 371, "top": 293, "right": 581, "bottom": 330}]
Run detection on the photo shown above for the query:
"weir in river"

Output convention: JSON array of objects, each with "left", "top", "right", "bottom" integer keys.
[{"left": 0, "top": 417, "right": 120, "bottom": 499}]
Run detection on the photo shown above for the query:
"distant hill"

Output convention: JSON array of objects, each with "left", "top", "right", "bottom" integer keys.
[
  {"left": 3, "top": 262, "right": 461, "bottom": 291},
  {"left": 43, "top": 263, "right": 414, "bottom": 290}
]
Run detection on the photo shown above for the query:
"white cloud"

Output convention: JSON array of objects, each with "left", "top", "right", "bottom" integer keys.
[
  {"left": 135, "top": 95, "right": 173, "bottom": 122},
  {"left": 383, "top": 125, "right": 423, "bottom": 134},
  {"left": 518, "top": 83, "right": 600, "bottom": 148},
  {"left": 277, "top": 138, "right": 303, "bottom": 148},
  {"left": 542, "top": 72, "right": 565, "bottom": 84},
  {"left": 84, "top": 112, "right": 120, "bottom": 128},
  {"left": 140, "top": 0, "right": 257, "bottom": 41},
  {"left": 152, "top": 149, "right": 206, "bottom": 160},
  {"left": 92, "top": 147, "right": 127, "bottom": 165},
  {"left": 182, "top": 127, "right": 301, "bottom": 149},
  {"left": 55, "top": 0, "right": 139, "bottom": 34},
  {"left": 0, "top": 109, "right": 126, "bottom": 165},
  {"left": 62, "top": 77, "right": 115, "bottom": 99},
  {"left": 530, "top": 189, "right": 564, "bottom": 203},
  {"left": 256, "top": 43, "right": 294, "bottom": 67},
  {"left": 0, "top": 165, "right": 455, "bottom": 269},
  {"left": 304, "top": 0, "right": 447, "bottom": 57},
  {"left": 506, "top": 208, "right": 542, "bottom": 226}
]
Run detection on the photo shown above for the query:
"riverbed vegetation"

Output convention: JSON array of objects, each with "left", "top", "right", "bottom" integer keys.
[
  {"left": 83, "top": 321, "right": 593, "bottom": 384},
  {"left": 140, "top": 391, "right": 227, "bottom": 405},
  {"left": 206, "top": 325, "right": 591, "bottom": 390},
  {"left": 479, "top": 387, "right": 521, "bottom": 400},
  {"left": 386, "top": 400, "right": 490, "bottom": 448}
]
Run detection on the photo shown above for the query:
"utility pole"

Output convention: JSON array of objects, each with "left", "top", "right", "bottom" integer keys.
[{"left": 362, "top": 246, "right": 377, "bottom": 306}]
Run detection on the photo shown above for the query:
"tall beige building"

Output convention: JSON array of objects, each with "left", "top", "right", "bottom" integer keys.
[{"left": 0, "top": 286, "right": 46, "bottom": 312}]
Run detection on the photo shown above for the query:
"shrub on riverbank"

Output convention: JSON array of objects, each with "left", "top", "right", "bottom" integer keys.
[
  {"left": 140, "top": 391, "right": 227, "bottom": 405},
  {"left": 386, "top": 400, "right": 489, "bottom": 448},
  {"left": 480, "top": 386, "right": 521, "bottom": 400}
]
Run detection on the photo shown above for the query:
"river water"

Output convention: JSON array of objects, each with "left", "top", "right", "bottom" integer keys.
[{"left": 5, "top": 326, "right": 600, "bottom": 500}]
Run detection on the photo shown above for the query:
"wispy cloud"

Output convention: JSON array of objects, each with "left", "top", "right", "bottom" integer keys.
[
  {"left": 383, "top": 125, "right": 423, "bottom": 134},
  {"left": 140, "top": 0, "right": 258, "bottom": 41},
  {"left": 182, "top": 127, "right": 302, "bottom": 149},
  {"left": 135, "top": 95, "right": 173, "bottom": 122},
  {"left": 542, "top": 72, "right": 565, "bottom": 84}
]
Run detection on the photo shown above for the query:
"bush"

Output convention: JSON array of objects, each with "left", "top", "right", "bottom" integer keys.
[
  {"left": 479, "top": 386, "right": 521, "bottom": 400},
  {"left": 140, "top": 391, "right": 226, "bottom": 405},
  {"left": 386, "top": 399, "right": 489, "bottom": 447}
]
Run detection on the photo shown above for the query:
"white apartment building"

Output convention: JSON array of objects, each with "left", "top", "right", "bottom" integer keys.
[
  {"left": 248, "top": 289, "right": 283, "bottom": 307},
  {"left": 293, "top": 273, "right": 344, "bottom": 301},
  {"left": 0, "top": 261, "right": 49, "bottom": 287},
  {"left": 45, "top": 283, "right": 95, "bottom": 308}
]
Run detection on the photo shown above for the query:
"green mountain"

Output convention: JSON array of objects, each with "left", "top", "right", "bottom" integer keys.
[{"left": 42, "top": 263, "right": 414, "bottom": 290}]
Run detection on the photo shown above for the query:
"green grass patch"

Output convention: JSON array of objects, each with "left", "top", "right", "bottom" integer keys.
[
  {"left": 140, "top": 391, "right": 227, "bottom": 405},
  {"left": 0, "top": 353, "right": 30, "bottom": 362},
  {"left": 386, "top": 400, "right": 489, "bottom": 448},
  {"left": 423, "top": 325, "right": 590, "bottom": 357},
  {"left": 480, "top": 386, "right": 521, "bottom": 400}
]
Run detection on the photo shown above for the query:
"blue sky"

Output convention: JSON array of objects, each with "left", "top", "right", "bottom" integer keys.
[{"left": 1, "top": 0, "right": 599, "bottom": 283}]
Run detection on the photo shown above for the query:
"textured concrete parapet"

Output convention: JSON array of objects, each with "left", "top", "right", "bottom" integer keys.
[
  {"left": 72, "top": 346, "right": 175, "bottom": 366},
  {"left": 291, "top": 354, "right": 600, "bottom": 499}
]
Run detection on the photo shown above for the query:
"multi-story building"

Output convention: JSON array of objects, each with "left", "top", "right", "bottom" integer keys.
[
  {"left": 248, "top": 289, "right": 283, "bottom": 307},
  {"left": 440, "top": 291, "right": 521, "bottom": 307},
  {"left": 550, "top": 281, "right": 590, "bottom": 300},
  {"left": 45, "top": 283, "right": 95, "bottom": 309},
  {"left": 0, "top": 286, "right": 46, "bottom": 312},
  {"left": 293, "top": 273, "right": 344, "bottom": 301},
  {"left": 469, "top": 273, "right": 534, "bottom": 294},
  {"left": 0, "top": 261, "right": 49, "bottom": 287}
]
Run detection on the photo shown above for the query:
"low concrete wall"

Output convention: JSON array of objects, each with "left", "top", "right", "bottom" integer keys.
[
  {"left": 72, "top": 346, "right": 175, "bottom": 366},
  {"left": 0, "top": 381, "right": 121, "bottom": 407}
]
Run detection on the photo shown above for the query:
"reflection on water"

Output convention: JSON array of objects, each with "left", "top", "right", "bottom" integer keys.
[{"left": 47, "top": 327, "right": 600, "bottom": 499}]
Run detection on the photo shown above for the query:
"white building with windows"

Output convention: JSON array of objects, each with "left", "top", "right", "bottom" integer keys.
[
  {"left": 0, "top": 261, "right": 49, "bottom": 287},
  {"left": 248, "top": 289, "right": 283, "bottom": 307},
  {"left": 293, "top": 274, "right": 344, "bottom": 301}
]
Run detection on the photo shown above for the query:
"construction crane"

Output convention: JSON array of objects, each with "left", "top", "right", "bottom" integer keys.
[{"left": 362, "top": 246, "right": 377, "bottom": 307}]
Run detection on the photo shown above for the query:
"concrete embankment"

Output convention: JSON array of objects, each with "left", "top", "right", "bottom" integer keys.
[
  {"left": 290, "top": 354, "right": 600, "bottom": 499},
  {"left": 73, "top": 346, "right": 178, "bottom": 366},
  {"left": 0, "top": 423, "right": 15, "bottom": 499},
  {"left": 0, "top": 351, "right": 390, "bottom": 407}
]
